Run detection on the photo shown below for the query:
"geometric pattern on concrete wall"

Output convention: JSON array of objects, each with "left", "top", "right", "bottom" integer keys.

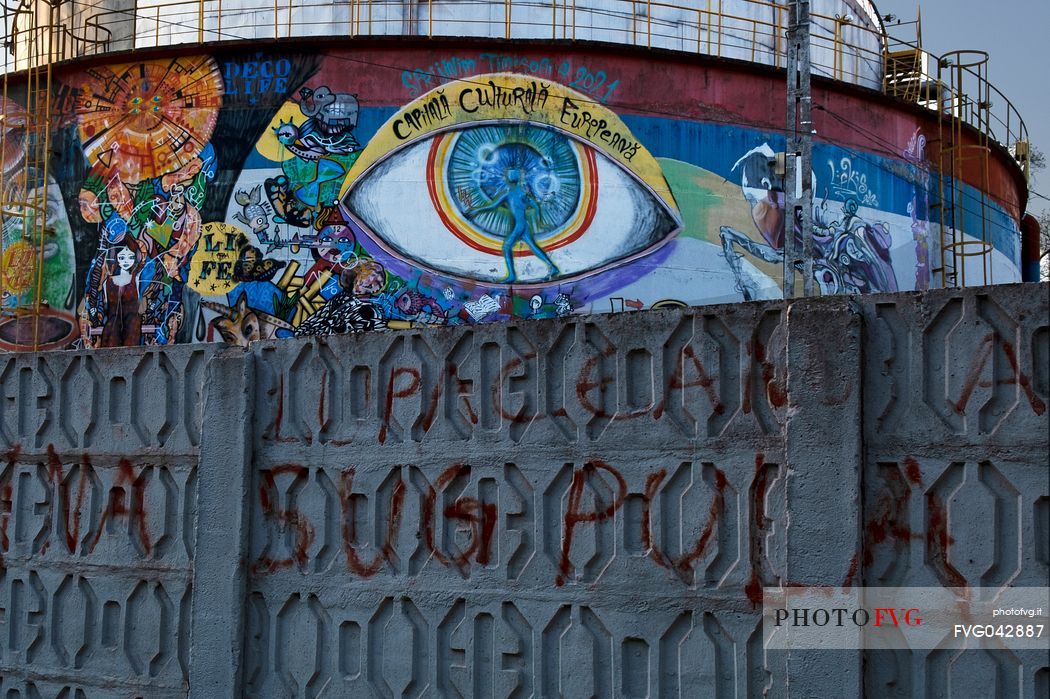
[
  {"left": 1, "top": 284, "right": 1046, "bottom": 696},
  {"left": 0, "top": 346, "right": 216, "bottom": 697},
  {"left": 859, "top": 286, "right": 1049, "bottom": 697},
  {"left": 246, "top": 301, "right": 790, "bottom": 696}
]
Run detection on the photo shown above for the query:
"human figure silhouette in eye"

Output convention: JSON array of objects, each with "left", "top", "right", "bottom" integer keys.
[{"left": 467, "top": 168, "right": 559, "bottom": 283}]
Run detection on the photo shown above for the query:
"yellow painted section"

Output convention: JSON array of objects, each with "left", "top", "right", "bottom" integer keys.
[
  {"left": 339, "top": 73, "right": 678, "bottom": 213},
  {"left": 188, "top": 222, "right": 248, "bottom": 294},
  {"left": 255, "top": 102, "right": 308, "bottom": 163}
]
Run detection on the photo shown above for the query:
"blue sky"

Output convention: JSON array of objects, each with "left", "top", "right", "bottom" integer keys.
[{"left": 874, "top": 0, "right": 1050, "bottom": 216}]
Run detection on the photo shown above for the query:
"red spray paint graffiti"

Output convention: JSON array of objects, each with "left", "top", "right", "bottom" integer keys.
[
  {"left": 249, "top": 457, "right": 784, "bottom": 592},
  {"left": 652, "top": 345, "right": 726, "bottom": 420},
  {"left": 378, "top": 366, "right": 421, "bottom": 444},
  {"left": 47, "top": 444, "right": 92, "bottom": 553},
  {"left": 253, "top": 464, "right": 315, "bottom": 574},
  {"left": 555, "top": 460, "right": 628, "bottom": 587},
  {"left": 744, "top": 454, "right": 771, "bottom": 607},
  {"left": 339, "top": 467, "right": 405, "bottom": 577},
  {"left": 268, "top": 334, "right": 786, "bottom": 445},
  {"left": 641, "top": 465, "right": 728, "bottom": 578},
  {"left": 85, "top": 457, "right": 153, "bottom": 556},
  {"left": 843, "top": 456, "right": 961, "bottom": 589},
  {"left": 949, "top": 334, "right": 1046, "bottom": 417},
  {"left": 0, "top": 444, "right": 19, "bottom": 568},
  {"left": 421, "top": 464, "right": 497, "bottom": 573}
]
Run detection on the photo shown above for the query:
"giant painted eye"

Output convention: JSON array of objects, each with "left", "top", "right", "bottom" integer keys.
[{"left": 341, "top": 74, "right": 681, "bottom": 286}]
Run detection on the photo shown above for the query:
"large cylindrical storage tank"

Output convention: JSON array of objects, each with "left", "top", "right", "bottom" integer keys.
[{"left": 0, "top": 0, "right": 1030, "bottom": 350}]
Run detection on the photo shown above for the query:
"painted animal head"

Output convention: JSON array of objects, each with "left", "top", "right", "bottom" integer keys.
[
  {"left": 299, "top": 86, "right": 359, "bottom": 134},
  {"left": 299, "top": 86, "right": 336, "bottom": 116},
  {"left": 233, "top": 185, "right": 272, "bottom": 233},
  {"left": 395, "top": 290, "right": 427, "bottom": 315},
  {"left": 202, "top": 296, "right": 292, "bottom": 346},
  {"left": 731, "top": 144, "right": 788, "bottom": 248},
  {"left": 273, "top": 120, "right": 300, "bottom": 147}
]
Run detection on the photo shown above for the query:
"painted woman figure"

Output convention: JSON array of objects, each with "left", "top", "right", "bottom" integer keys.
[{"left": 100, "top": 242, "right": 143, "bottom": 347}]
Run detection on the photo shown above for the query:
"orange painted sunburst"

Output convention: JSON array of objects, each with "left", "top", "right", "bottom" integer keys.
[{"left": 74, "top": 56, "right": 223, "bottom": 184}]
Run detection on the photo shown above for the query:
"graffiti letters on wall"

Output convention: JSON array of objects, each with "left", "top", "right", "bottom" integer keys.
[{"left": 0, "top": 48, "right": 1021, "bottom": 351}]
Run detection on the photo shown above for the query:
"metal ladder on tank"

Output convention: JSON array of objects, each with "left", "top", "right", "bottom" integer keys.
[
  {"left": 1, "top": 0, "right": 58, "bottom": 350},
  {"left": 933, "top": 50, "right": 994, "bottom": 289}
]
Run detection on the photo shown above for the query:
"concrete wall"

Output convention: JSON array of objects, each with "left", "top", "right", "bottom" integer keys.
[{"left": 1, "top": 281, "right": 1046, "bottom": 696}]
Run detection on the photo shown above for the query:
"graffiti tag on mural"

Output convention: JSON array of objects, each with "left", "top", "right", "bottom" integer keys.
[
  {"left": 222, "top": 56, "right": 294, "bottom": 102},
  {"left": 401, "top": 53, "right": 621, "bottom": 104}
]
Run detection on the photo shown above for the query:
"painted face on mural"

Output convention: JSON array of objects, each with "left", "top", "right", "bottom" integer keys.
[
  {"left": 115, "top": 246, "right": 137, "bottom": 273},
  {"left": 315, "top": 225, "right": 356, "bottom": 264},
  {"left": 348, "top": 262, "right": 386, "bottom": 296}
]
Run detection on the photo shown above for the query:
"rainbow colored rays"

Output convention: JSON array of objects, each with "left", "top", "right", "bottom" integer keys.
[{"left": 74, "top": 57, "right": 223, "bottom": 185}]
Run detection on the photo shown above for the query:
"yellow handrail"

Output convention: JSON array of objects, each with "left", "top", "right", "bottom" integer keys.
[{"left": 0, "top": 0, "right": 1029, "bottom": 154}]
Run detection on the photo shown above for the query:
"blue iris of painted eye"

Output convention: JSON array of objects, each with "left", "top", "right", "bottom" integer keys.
[{"left": 448, "top": 125, "right": 581, "bottom": 242}]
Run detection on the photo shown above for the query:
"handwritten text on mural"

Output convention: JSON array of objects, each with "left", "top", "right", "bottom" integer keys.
[
  {"left": 401, "top": 53, "right": 620, "bottom": 104},
  {"left": 391, "top": 81, "right": 638, "bottom": 161}
]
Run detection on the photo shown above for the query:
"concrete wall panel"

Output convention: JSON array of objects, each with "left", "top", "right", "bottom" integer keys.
[
  {"left": 0, "top": 344, "right": 218, "bottom": 696},
  {"left": 856, "top": 285, "right": 1049, "bottom": 697}
]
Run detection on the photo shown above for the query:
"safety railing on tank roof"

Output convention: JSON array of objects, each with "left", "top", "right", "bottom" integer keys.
[
  {"left": 881, "top": 34, "right": 1029, "bottom": 160},
  {"left": 0, "top": 1, "right": 894, "bottom": 85},
  {"left": 48, "top": 0, "right": 886, "bottom": 84},
  {"left": 1, "top": 13, "right": 112, "bottom": 72},
  {"left": 0, "top": 0, "right": 1028, "bottom": 154}
]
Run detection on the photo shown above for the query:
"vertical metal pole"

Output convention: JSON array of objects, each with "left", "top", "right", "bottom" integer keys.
[
  {"left": 647, "top": 0, "right": 652, "bottom": 48},
  {"left": 784, "top": 0, "right": 814, "bottom": 298},
  {"left": 0, "top": 70, "right": 7, "bottom": 312}
]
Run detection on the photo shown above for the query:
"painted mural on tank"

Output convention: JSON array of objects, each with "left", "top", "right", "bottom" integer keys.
[
  {"left": 0, "top": 97, "right": 79, "bottom": 351},
  {"left": 0, "top": 47, "right": 1023, "bottom": 350}
]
